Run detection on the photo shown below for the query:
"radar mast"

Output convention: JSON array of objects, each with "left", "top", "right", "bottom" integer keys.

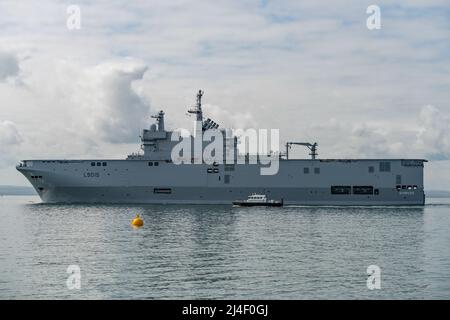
[
  {"left": 187, "top": 90, "right": 204, "bottom": 138},
  {"left": 187, "top": 90, "right": 204, "bottom": 122}
]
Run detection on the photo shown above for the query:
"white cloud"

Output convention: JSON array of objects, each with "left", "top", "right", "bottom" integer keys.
[
  {"left": 0, "top": 120, "right": 22, "bottom": 168},
  {"left": 73, "top": 59, "right": 151, "bottom": 143},
  {"left": 304, "top": 104, "right": 450, "bottom": 161},
  {"left": 0, "top": 55, "right": 151, "bottom": 172},
  {"left": 0, "top": 1, "right": 450, "bottom": 189},
  {"left": 202, "top": 103, "right": 255, "bottom": 129},
  {"left": 0, "top": 120, "right": 22, "bottom": 145},
  {"left": 416, "top": 105, "right": 450, "bottom": 160}
]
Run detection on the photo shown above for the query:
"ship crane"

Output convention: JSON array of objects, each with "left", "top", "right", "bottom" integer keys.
[{"left": 285, "top": 142, "right": 318, "bottom": 160}]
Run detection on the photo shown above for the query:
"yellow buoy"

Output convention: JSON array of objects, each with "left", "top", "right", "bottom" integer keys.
[{"left": 132, "top": 214, "right": 144, "bottom": 227}]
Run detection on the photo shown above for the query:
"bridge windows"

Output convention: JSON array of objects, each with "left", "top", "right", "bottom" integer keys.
[
  {"left": 102, "top": 162, "right": 107, "bottom": 166},
  {"left": 303, "top": 168, "right": 309, "bottom": 174},
  {"left": 91, "top": 162, "right": 95, "bottom": 166},
  {"left": 314, "top": 168, "right": 320, "bottom": 174},
  {"left": 368, "top": 166, "right": 374, "bottom": 173},
  {"left": 148, "top": 161, "right": 159, "bottom": 166},
  {"left": 96, "top": 162, "right": 101, "bottom": 166}
]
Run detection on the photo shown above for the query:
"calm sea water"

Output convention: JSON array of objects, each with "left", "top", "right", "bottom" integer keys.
[{"left": 0, "top": 196, "right": 449, "bottom": 299}]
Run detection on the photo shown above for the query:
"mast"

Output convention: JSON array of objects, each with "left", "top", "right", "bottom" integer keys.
[
  {"left": 188, "top": 90, "right": 204, "bottom": 138},
  {"left": 188, "top": 89, "right": 204, "bottom": 122},
  {"left": 151, "top": 110, "right": 165, "bottom": 131}
]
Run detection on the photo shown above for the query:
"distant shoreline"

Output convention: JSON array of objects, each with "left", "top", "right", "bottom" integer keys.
[
  {"left": 0, "top": 186, "right": 37, "bottom": 196},
  {"left": 425, "top": 191, "right": 450, "bottom": 198}
]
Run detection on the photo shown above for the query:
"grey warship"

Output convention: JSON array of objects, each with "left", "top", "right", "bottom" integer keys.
[{"left": 17, "top": 90, "right": 426, "bottom": 205}]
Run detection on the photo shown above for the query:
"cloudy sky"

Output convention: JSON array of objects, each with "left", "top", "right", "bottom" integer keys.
[{"left": 1, "top": 0, "right": 450, "bottom": 189}]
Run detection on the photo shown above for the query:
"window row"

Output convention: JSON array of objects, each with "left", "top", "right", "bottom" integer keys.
[
  {"left": 91, "top": 162, "right": 107, "bottom": 167},
  {"left": 331, "top": 185, "right": 379, "bottom": 195},
  {"left": 148, "top": 162, "right": 159, "bottom": 167},
  {"left": 154, "top": 188, "right": 171, "bottom": 194},
  {"left": 303, "top": 168, "right": 320, "bottom": 174},
  {"left": 396, "top": 185, "right": 418, "bottom": 190}
]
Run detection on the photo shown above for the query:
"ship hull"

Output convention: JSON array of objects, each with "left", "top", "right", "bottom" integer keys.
[
  {"left": 16, "top": 158, "right": 426, "bottom": 205},
  {"left": 30, "top": 186, "right": 424, "bottom": 205}
]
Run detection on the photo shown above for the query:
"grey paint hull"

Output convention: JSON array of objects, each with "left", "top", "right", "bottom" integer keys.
[
  {"left": 17, "top": 159, "right": 426, "bottom": 205},
  {"left": 16, "top": 91, "right": 427, "bottom": 206},
  {"left": 36, "top": 186, "right": 424, "bottom": 205}
]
